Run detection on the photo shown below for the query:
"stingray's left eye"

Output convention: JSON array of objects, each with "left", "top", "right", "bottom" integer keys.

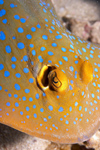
[
  {"left": 50, "top": 71, "right": 62, "bottom": 88},
  {"left": 36, "top": 64, "right": 68, "bottom": 92},
  {"left": 48, "top": 69, "right": 68, "bottom": 92}
]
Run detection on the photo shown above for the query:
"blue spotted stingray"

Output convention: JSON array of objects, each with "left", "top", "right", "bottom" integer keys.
[{"left": 0, "top": 0, "right": 100, "bottom": 144}]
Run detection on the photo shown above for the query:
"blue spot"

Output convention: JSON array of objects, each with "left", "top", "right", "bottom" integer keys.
[
  {"left": 85, "top": 108, "right": 87, "bottom": 111},
  {"left": 8, "top": 93, "right": 11, "bottom": 97},
  {"left": 48, "top": 60, "right": 52, "bottom": 63},
  {"left": 51, "top": 26, "right": 55, "bottom": 30},
  {"left": 59, "top": 61, "right": 62, "bottom": 65},
  {"left": 94, "top": 100, "right": 97, "bottom": 104},
  {"left": 43, "top": 8, "right": 46, "bottom": 13},
  {"left": 17, "top": 42, "right": 24, "bottom": 49},
  {"left": 26, "top": 106, "right": 29, "bottom": 111},
  {"left": 48, "top": 106, "right": 53, "bottom": 111},
  {"left": 0, "top": 9, "right": 6, "bottom": 17},
  {"left": 12, "top": 36, "right": 16, "bottom": 39},
  {"left": 49, "top": 30, "right": 53, "bottom": 33},
  {"left": 25, "top": 89, "right": 30, "bottom": 93},
  {"left": 69, "top": 85, "right": 73, "bottom": 90},
  {"left": 28, "top": 97, "right": 32, "bottom": 102},
  {"left": 70, "top": 44, "right": 74, "bottom": 49},
  {"left": 87, "top": 119, "right": 89, "bottom": 122},
  {"left": 14, "top": 94, "right": 18, "bottom": 98},
  {"left": 55, "top": 35, "right": 62, "bottom": 39},
  {"left": 66, "top": 120, "right": 69, "bottom": 124},
  {"left": 45, "top": 18, "right": 48, "bottom": 22},
  {"left": 41, "top": 47, "right": 46, "bottom": 51},
  {"left": 92, "top": 93, "right": 94, "bottom": 98},
  {"left": 38, "top": 56, "right": 43, "bottom": 63},
  {"left": 32, "top": 50, "right": 36, "bottom": 56},
  {"left": 75, "top": 102, "right": 78, "bottom": 106},
  {"left": 63, "top": 56, "right": 68, "bottom": 62},
  {"left": 26, "top": 34, "right": 32, "bottom": 39},
  {"left": 69, "top": 106, "right": 72, "bottom": 111},
  {"left": 43, "top": 93, "right": 46, "bottom": 96},
  {"left": 52, "top": 43, "right": 57, "bottom": 47},
  {"left": 93, "top": 82, "right": 96, "bottom": 87},
  {"left": 40, "top": 108, "right": 44, "bottom": 112},
  {"left": 73, "top": 121, "right": 76, "bottom": 124},
  {"left": 69, "top": 49, "right": 74, "bottom": 53},
  {"left": 11, "top": 56, "right": 16, "bottom": 62},
  {"left": 0, "top": 64, "right": 4, "bottom": 70},
  {"left": 22, "top": 96, "right": 26, "bottom": 101},
  {"left": 0, "top": 0, "right": 4, "bottom": 4},
  {"left": 20, "top": 111, "right": 23, "bottom": 115},
  {"left": 5, "top": 89, "right": 8, "bottom": 92},
  {"left": 15, "top": 102, "right": 19, "bottom": 107},
  {"left": 90, "top": 54, "right": 93, "bottom": 58},
  {"left": 30, "top": 44, "right": 34, "bottom": 48},
  {"left": 14, "top": 84, "right": 20, "bottom": 90},
  {"left": 2, "top": 19, "right": 7, "bottom": 24},
  {"left": 4, "top": 71, "right": 10, "bottom": 77},
  {"left": 35, "top": 93, "right": 39, "bottom": 99},
  {"left": 58, "top": 107, "right": 63, "bottom": 112},
  {"left": 39, "top": 2, "right": 43, "bottom": 6},
  {"left": 10, "top": 4, "right": 15, "bottom": 8},
  {"left": 33, "top": 105, "right": 36, "bottom": 108},
  {"left": 75, "top": 60, "right": 78, "bottom": 64},
  {"left": 42, "top": 35, "right": 48, "bottom": 40},
  {"left": 82, "top": 47, "right": 86, "bottom": 52},
  {"left": 31, "top": 61, "right": 34, "bottom": 65},
  {"left": 15, "top": 73, "right": 21, "bottom": 78},
  {"left": 60, "top": 118, "right": 63, "bottom": 121},
  {"left": 12, "top": 64, "right": 16, "bottom": 69},
  {"left": 14, "top": 15, "right": 20, "bottom": 20},
  {"left": 0, "top": 86, "right": 2, "bottom": 90},
  {"left": 31, "top": 27, "right": 36, "bottom": 32},
  {"left": 29, "top": 78, "right": 34, "bottom": 83},
  {"left": 69, "top": 66, "right": 74, "bottom": 71},
  {"left": 0, "top": 31, "right": 6, "bottom": 40},
  {"left": 70, "top": 80, "right": 73, "bottom": 84},
  {"left": 79, "top": 106, "right": 82, "bottom": 111},
  {"left": 44, "top": 118, "right": 47, "bottom": 122},
  {"left": 37, "top": 24, "right": 41, "bottom": 28},
  {"left": 26, "top": 115, "right": 29, "bottom": 119},
  {"left": 18, "top": 27, "right": 23, "bottom": 33},
  {"left": 23, "top": 55, "right": 28, "bottom": 61},
  {"left": 94, "top": 68, "right": 98, "bottom": 72},
  {"left": 34, "top": 114, "right": 37, "bottom": 118},
  {"left": 78, "top": 49, "right": 82, "bottom": 55},
  {"left": 6, "top": 102, "right": 10, "bottom": 106},
  {"left": 5, "top": 45, "right": 11, "bottom": 53},
  {"left": 48, "top": 116, "right": 51, "bottom": 119},
  {"left": 61, "top": 47, "right": 66, "bottom": 52},
  {"left": 48, "top": 51, "right": 53, "bottom": 56},
  {"left": 57, "top": 95, "right": 59, "bottom": 99},
  {"left": 20, "top": 18, "right": 26, "bottom": 23},
  {"left": 23, "top": 68, "right": 29, "bottom": 73},
  {"left": 98, "top": 84, "right": 100, "bottom": 88}
]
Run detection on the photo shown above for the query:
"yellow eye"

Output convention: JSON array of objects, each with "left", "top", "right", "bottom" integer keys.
[
  {"left": 48, "top": 69, "right": 68, "bottom": 92},
  {"left": 36, "top": 65, "right": 68, "bottom": 92}
]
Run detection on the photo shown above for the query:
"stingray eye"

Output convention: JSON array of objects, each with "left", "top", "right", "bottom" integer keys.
[
  {"left": 36, "top": 65, "right": 68, "bottom": 92},
  {"left": 49, "top": 71, "right": 62, "bottom": 88},
  {"left": 48, "top": 69, "right": 68, "bottom": 92}
]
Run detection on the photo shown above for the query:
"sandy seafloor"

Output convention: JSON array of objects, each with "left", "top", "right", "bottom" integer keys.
[{"left": 0, "top": 0, "right": 100, "bottom": 150}]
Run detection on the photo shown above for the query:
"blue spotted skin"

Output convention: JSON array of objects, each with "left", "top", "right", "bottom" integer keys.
[{"left": 0, "top": 0, "right": 100, "bottom": 144}]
